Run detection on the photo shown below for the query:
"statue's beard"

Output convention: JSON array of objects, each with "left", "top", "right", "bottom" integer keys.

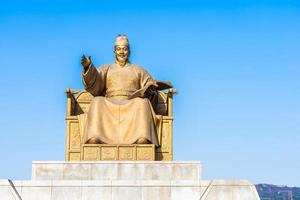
[{"left": 116, "top": 55, "right": 128, "bottom": 64}]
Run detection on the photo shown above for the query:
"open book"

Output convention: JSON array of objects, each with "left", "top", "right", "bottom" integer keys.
[{"left": 128, "top": 80, "right": 173, "bottom": 99}]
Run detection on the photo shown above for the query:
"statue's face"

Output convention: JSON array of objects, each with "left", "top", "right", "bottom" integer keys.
[{"left": 114, "top": 45, "right": 129, "bottom": 64}]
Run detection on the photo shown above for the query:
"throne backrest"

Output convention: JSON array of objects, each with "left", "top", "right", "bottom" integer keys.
[{"left": 66, "top": 90, "right": 173, "bottom": 117}]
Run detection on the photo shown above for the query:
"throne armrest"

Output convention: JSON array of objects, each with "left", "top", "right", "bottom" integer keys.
[
  {"left": 65, "top": 88, "right": 74, "bottom": 116},
  {"left": 65, "top": 88, "right": 94, "bottom": 116},
  {"left": 166, "top": 88, "right": 177, "bottom": 117},
  {"left": 65, "top": 88, "right": 81, "bottom": 116}
]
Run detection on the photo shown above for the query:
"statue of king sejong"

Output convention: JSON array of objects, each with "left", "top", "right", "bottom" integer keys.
[{"left": 81, "top": 34, "right": 171, "bottom": 146}]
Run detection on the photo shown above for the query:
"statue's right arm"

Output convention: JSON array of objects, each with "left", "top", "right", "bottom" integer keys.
[{"left": 81, "top": 55, "right": 106, "bottom": 96}]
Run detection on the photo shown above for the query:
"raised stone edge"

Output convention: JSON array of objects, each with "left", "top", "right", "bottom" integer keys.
[
  {"left": 1, "top": 179, "right": 255, "bottom": 187},
  {"left": 32, "top": 160, "right": 201, "bottom": 164}
]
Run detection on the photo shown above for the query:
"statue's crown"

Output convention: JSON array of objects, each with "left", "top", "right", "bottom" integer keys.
[{"left": 115, "top": 34, "right": 129, "bottom": 46}]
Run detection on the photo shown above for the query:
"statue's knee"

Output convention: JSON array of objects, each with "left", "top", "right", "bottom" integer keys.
[
  {"left": 93, "top": 96, "right": 104, "bottom": 101},
  {"left": 134, "top": 98, "right": 148, "bottom": 107},
  {"left": 86, "top": 137, "right": 102, "bottom": 144},
  {"left": 135, "top": 137, "right": 150, "bottom": 144}
]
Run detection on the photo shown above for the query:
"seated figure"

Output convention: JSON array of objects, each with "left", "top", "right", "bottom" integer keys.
[{"left": 81, "top": 35, "right": 171, "bottom": 146}]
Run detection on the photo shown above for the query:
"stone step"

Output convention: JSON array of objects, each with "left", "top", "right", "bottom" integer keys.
[
  {"left": 0, "top": 179, "right": 260, "bottom": 200},
  {"left": 32, "top": 161, "right": 201, "bottom": 181}
]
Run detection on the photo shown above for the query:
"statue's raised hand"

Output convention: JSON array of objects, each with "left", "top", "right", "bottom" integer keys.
[{"left": 81, "top": 54, "right": 92, "bottom": 72}]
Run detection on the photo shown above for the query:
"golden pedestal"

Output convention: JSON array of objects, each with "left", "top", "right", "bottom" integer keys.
[{"left": 81, "top": 144, "right": 155, "bottom": 161}]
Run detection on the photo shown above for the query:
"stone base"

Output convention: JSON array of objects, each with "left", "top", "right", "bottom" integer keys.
[
  {"left": 0, "top": 161, "right": 260, "bottom": 200},
  {"left": 32, "top": 161, "right": 201, "bottom": 181},
  {"left": 0, "top": 179, "right": 260, "bottom": 200}
]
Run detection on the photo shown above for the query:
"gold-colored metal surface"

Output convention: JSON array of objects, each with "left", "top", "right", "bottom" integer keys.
[
  {"left": 81, "top": 144, "right": 155, "bottom": 161},
  {"left": 65, "top": 35, "right": 175, "bottom": 161},
  {"left": 65, "top": 89, "right": 175, "bottom": 161}
]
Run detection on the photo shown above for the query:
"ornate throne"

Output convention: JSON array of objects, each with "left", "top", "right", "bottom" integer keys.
[{"left": 65, "top": 88, "right": 176, "bottom": 161}]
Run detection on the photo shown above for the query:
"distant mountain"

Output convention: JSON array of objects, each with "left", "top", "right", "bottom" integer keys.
[{"left": 256, "top": 184, "right": 300, "bottom": 200}]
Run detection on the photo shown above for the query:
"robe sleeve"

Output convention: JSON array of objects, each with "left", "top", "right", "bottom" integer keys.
[
  {"left": 138, "top": 67, "right": 159, "bottom": 109},
  {"left": 139, "top": 67, "right": 155, "bottom": 87},
  {"left": 82, "top": 64, "right": 108, "bottom": 96}
]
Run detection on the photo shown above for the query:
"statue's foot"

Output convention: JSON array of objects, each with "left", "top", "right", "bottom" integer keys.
[
  {"left": 86, "top": 137, "right": 102, "bottom": 144},
  {"left": 135, "top": 137, "right": 150, "bottom": 144}
]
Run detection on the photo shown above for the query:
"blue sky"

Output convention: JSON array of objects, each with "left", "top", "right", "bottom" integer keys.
[{"left": 0, "top": 0, "right": 299, "bottom": 186}]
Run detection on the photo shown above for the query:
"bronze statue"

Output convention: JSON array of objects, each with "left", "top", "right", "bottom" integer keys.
[{"left": 81, "top": 35, "right": 172, "bottom": 146}]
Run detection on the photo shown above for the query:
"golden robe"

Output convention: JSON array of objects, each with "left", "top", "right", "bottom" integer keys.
[{"left": 82, "top": 63, "right": 159, "bottom": 146}]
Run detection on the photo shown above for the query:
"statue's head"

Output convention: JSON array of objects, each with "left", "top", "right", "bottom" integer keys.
[{"left": 114, "top": 34, "right": 130, "bottom": 66}]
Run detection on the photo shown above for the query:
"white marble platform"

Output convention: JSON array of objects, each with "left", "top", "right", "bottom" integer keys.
[
  {"left": 0, "top": 161, "right": 260, "bottom": 200},
  {"left": 0, "top": 179, "right": 260, "bottom": 200},
  {"left": 32, "top": 161, "right": 201, "bottom": 181}
]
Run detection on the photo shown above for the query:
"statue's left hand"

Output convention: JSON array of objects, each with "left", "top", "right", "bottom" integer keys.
[
  {"left": 145, "top": 86, "right": 157, "bottom": 99},
  {"left": 145, "top": 86, "right": 158, "bottom": 108}
]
